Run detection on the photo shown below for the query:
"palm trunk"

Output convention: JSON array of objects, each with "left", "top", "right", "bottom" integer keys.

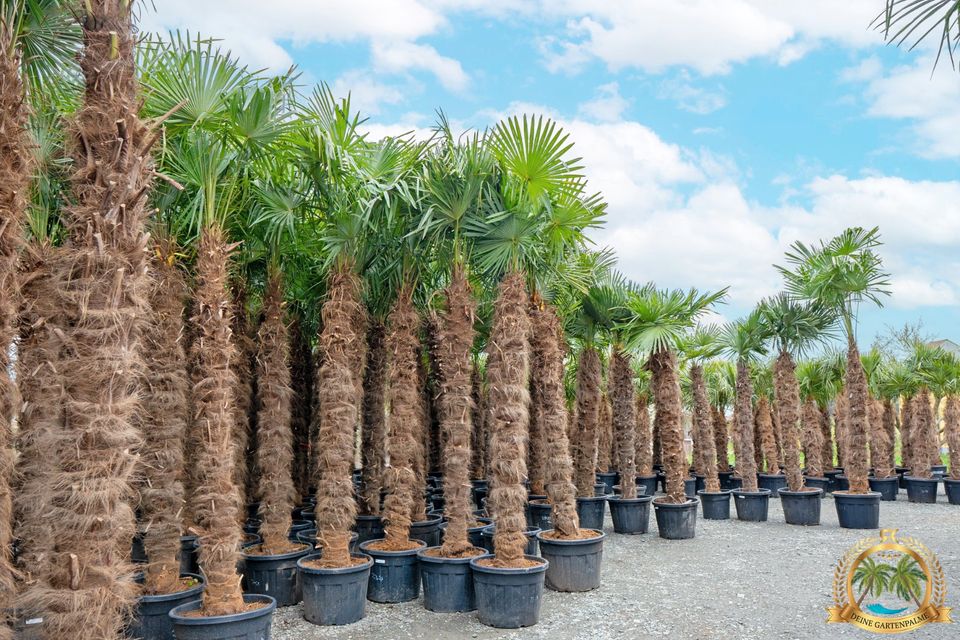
[
  {"left": 611, "top": 349, "right": 637, "bottom": 498},
  {"left": 572, "top": 346, "right": 601, "bottom": 496},
  {"left": 189, "top": 225, "right": 245, "bottom": 615},
  {"left": 820, "top": 405, "right": 834, "bottom": 470},
  {"left": 843, "top": 337, "right": 871, "bottom": 493},
  {"left": 139, "top": 253, "right": 190, "bottom": 593},
  {"left": 801, "top": 398, "right": 825, "bottom": 478},
  {"left": 901, "top": 395, "right": 914, "bottom": 472},
  {"left": 651, "top": 349, "right": 686, "bottom": 503},
  {"left": 911, "top": 391, "right": 936, "bottom": 479},
  {"left": 526, "top": 297, "right": 546, "bottom": 495},
  {"left": 412, "top": 337, "right": 430, "bottom": 524},
  {"left": 836, "top": 388, "right": 848, "bottom": 469},
  {"left": 359, "top": 321, "right": 387, "bottom": 515},
  {"left": 313, "top": 266, "right": 364, "bottom": 564},
  {"left": 652, "top": 405, "right": 663, "bottom": 468},
  {"left": 635, "top": 394, "right": 653, "bottom": 476},
  {"left": 289, "top": 317, "right": 314, "bottom": 501},
  {"left": 253, "top": 271, "right": 298, "bottom": 554},
  {"left": 774, "top": 350, "right": 805, "bottom": 492},
  {"left": 471, "top": 367, "right": 488, "bottom": 480},
  {"left": 690, "top": 364, "right": 720, "bottom": 493},
  {"left": 486, "top": 272, "right": 531, "bottom": 566},
  {"left": 735, "top": 360, "right": 760, "bottom": 492},
  {"left": 870, "top": 396, "right": 895, "bottom": 479},
  {"left": 530, "top": 303, "right": 580, "bottom": 537},
  {"left": 713, "top": 406, "right": 730, "bottom": 473},
  {"left": 231, "top": 286, "right": 256, "bottom": 521},
  {"left": 945, "top": 395, "right": 960, "bottom": 480},
  {"left": 756, "top": 396, "right": 780, "bottom": 474},
  {"left": 435, "top": 268, "right": 477, "bottom": 556},
  {"left": 596, "top": 391, "right": 612, "bottom": 472}
]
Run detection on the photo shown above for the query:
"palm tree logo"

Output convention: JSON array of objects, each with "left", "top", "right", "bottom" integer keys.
[{"left": 827, "top": 529, "right": 952, "bottom": 633}]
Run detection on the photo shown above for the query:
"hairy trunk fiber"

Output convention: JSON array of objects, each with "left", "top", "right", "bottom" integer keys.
[
  {"left": 635, "top": 395, "right": 653, "bottom": 476},
  {"left": 752, "top": 405, "right": 764, "bottom": 470},
  {"left": 843, "top": 338, "right": 871, "bottom": 493},
  {"left": 529, "top": 303, "right": 579, "bottom": 537},
  {"left": 869, "top": 396, "right": 895, "bottom": 479},
  {"left": 436, "top": 269, "right": 477, "bottom": 556},
  {"left": 254, "top": 272, "right": 298, "bottom": 554},
  {"left": 735, "top": 360, "right": 759, "bottom": 492},
  {"left": 835, "top": 389, "right": 848, "bottom": 469},
  {"left": 900, "top": 395, "right": 914, "bottom": 472},
  {"left": 411, "top": 339, "right": 429, "bottom": 524},
  {"left": 188, "top": 226, "right": 244, "bottom": 614},
  {"left": 946, "top": 396, "right": 960, "bottom": 481},
  {"left": 424, "top": 317, "right": 441, "bottom": 476},
  {"left": 820, "top": 405, "right": 833, "bottom": 469},
  {"left": 313, "top": 266, "right": 363, "bottom": 564},
  {"left": 359, "top": 321, "right": 387, "bottom": 515},
  {"left": 139, "top": 254, "right": 190, "bottom": 594},
  {"left": 596, "top": 391, "right": 612, "bottom": 472},
  {"left": 377, "top": 289, "right": 421, "bottom": 550},
  {"left": 910, "top": 391, "right": 936, "bottom": 479},
  {"left": 289, "top": 317, "right": 314, "bottom": 501},
  {"left": 713, "top": 406, "right": 730, "bottom": 472},
  {"left": 572, "top": 347, "right": 601, "bottom": 496},
  {"left": 471, "top": 368, "right": 488, "bottom": 480},
  {"left": 801, "top": 399, "right": 825, "bottom": 478},
  {"left": 652, "top": 404, "right": 663, "bottom": 467},
  {"left": 773, "top": 351, "right": 805, "bottom": 492},
  {"left": 611, "top": 350, "right": 637, "bottom": 498},
  {"left": 526, "top": 296, "right": 547, "bottom": 496},
  {"left": 651, "top": 349, "right": 685, "bottom": 503},
  {"left": 486, "top": 272, "right": 530, "bottom": 566},
  {"left": 230, "top": 287, "right": 255, "bottom": 520},
  {"left": 690, "top": 365, "right": 720, "bottom": 493},
  {"left": 33, "top": 2, "right": 158, "bottom": 633},
  {"left": 756, "top": 397, "right": 780, "bottom": 474}
]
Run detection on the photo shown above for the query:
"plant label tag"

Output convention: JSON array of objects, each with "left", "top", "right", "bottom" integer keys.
[{"left": 375, "top": 559, "right": 386, "bottom": 564}]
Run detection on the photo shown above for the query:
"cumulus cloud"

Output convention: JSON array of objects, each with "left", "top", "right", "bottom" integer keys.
[
  {"left": 370, "top": 41, "right": 469, "bottom": 92},
  {"left": 577, "top": 82, "right": 629, "bottom": 122},
  {"left": 657, "top": 72, "right": 728, "bottom": 114}
]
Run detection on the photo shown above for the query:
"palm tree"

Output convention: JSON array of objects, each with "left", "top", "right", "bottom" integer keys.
[
  {"left": 779, "top": 227, "right": 891, "bottom": 494},
  {"left": 889, "top": 555, "right": 927, "bottom": 609},
  {"left": 796, "top": 358, "right": 835, "bottom": 479},
  {"left": 706, "top": 360, "right": 736, "bottom": 475},
  {"left": 681, "top": 327, "right": 725, "bottom": 494},
  {"left": 853, "top": 557, "right": 892, "bottom": 606},
  {"left": 877, "top": 1, "right": 960, "bottom": 72},
  {"left": 865, "top": 354, "right": 897, "bottom": 480}
]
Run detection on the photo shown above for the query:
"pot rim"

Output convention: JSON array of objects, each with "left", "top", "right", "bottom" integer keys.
[
  {"left": 241, "top": 542, "right": 312, "bottom": 560},
  {"left": 416, "top": 546, "right": 486, "bottom": 564},
  {"left": 358, "top": 538, "right": 427, "bottom": 556},
  {"left": 469, "top": 553, "right": 548, "bottom": 574},
  {"left": 606, "top": 494, "right": 654, "bottom": 504},
  {"left": 652, "top": 496, "right": 700, "bottom": 508},
  {"left": 777, "top": 487, "right": 824, "bottom": 497},
  {"left": 296, "top": 552, "right": 372, "bottom": 575},
  {"left": 730, "top": 488, "right": 772, "bottom": 497},
  {"left": 137, "top": 573, "right": 205, "bottom": 603},
  {"left": 168, "top": 594, "right": 276, "bottom": 625},
  {"left": 535, "top": 529, "right": 605, "bottom": 545}
]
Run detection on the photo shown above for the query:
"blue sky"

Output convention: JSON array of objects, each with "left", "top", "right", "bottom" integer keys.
[{"left": 144, "top": 1, "right": 960, "bottom": 349}]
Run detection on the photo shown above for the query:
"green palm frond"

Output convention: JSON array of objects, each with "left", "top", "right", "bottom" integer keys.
[
  {"left": 875, "top": 1, "right": 960, "bottom": 72},
  {"left": 618, "top": 285, "right": 728, "bottom": 357},
  {"left": 1, "top": 0, "right": 80, "bottom": 106},
  {"left": 721, "top": 307, "right": 771, "bottom": 362}
]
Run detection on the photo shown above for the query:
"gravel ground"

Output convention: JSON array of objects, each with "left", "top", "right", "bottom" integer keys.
[{"left": 274, "top": 490, "right": 960, "bottom": 640}]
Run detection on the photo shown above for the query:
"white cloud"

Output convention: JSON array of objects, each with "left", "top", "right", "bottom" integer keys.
[
  {"left": 370, "top": 40, "right": 469, "bottom": 92},
  {"left": 330, "top": 70, "right": 405, "bottom": 116},
  {"left": 657, "top": 72, "right": 728, "bottom": 114},
  {"left": 577, "top": 82, "right": 629, "bottom": 122}
]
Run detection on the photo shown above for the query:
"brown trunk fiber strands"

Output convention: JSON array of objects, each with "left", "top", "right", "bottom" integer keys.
[
  {"left": 378, "top": 288, "right": 421, "bottom": 552},
  {"left": 835, "top": 389, "right": 849, "bottom": 469},
  {"left": 869, "top": 397, "right": 895, "bottom": 479},
  {"left": 635, "top": 395, "right": 653, "bottom": 477},
  {"left": 773, "top": 351, "right": 806, "bottom": 492},
  {"left": 411, "top": 338, "right": 429, "bottom": 524},
  {"left": 289, "top": 317, "right": 314, "bottom": 501},
  {"left": 911, "top": 391, "right": 936, "bottom": 479},
  {"left": 900, "top": 395, "right": 914, "bottom": 474},
  {"left": 529, "top": 303, "right": 579, "bottom": 538},
  {"left": 359, "top": 321, "right": 387, "bottom": 516},
  {"left": 572, "top": 346, "right": 601, "bottom": 497},
  {"left": 436, "top": 268, "right": 477, "bottom": 556},
  {"left": 470, "top": 369, "right": 488, "bottom": 480},
  {"left": 690, "top": 365, "right": 720, "bottom": 494},
  {"left": 612, "top": 350, "right": 638, "bottom": 498},
  {"left": 596, "top": 391, "right": 612, "bottom": 472},
  {"left": 486, "top": 272, "right": 531, "bottom": 567},
  {"left": 734, "top": 360, "right": 759, "bottom": 492},
  {"left": 139, "top": 253, "right": 190, "bottom": 594},
  {"left": 843, "top": 339, "right": 871, "bottom": 493},
  {"left": 945, "top": 396, "right": 960, "bottom": 481},
  {"left": 756, "top": 397, "right": 780, "bottom": 474},
  {"left": 188, "top": 225, "right": 244, "bottom": 615},
  {"left": 652, "top": 403, "right": 663, "bottom": 468},
  {"left": 820, "top": 405, "right": 833, "bottom": 470},
  {"left": 313, "top": 266, "right": 364, "bottom": 565},
  {"left": 526, "top": 296, "right": 547, "bottom": 496},
  {"left": 651, "top": 349, "right": 686, "bottom": 503},
  {"left": 230, "top": 287, "right": 256, "bottom": 522},
  {"left": 801, "top": 398, "right": 825, "bottom": 478},
  {"left": 254, "top": 272, "right": 298, "bottom": 554},
  {"left": 713, "top": 406, "right": 730, "bottom": 473}
]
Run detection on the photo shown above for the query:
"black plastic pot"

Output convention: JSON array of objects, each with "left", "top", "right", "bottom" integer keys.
[
  {"left": 481, "top": 525, "right": 540, "bottom": 556},
  {"left": 693, "top": 475, "right": 706, "bottom": 495},
  {"left": 298, "top": 552, "right": 372, "bottom": 626},
  {"left": 296, "top": 529, "right": 359, "bottom": 553},
  {"left": 656, "top": 471, "right": 666, "bottom": 493},
  {"left": 823, "top": 469, "right": 843, "bottom": 492},
  {"left": 607, "top": 495, "right": 653, "bottom": 534},
  {"left": 471, "top": 555, "right": 547, "bottom": 629},
  {"left": 242, "top": 532, "right": 261, "bottom": 547},
  {"left": 472, "top": 486, "right": 489, "bottom": 510},
  {"left": 242, "top": 519, "right": 260, "bottom": 536},
  {"left": 180, "top": 535, "right": 200, "bottom": 575},
  {"left": 636, "top": 474, "right": 658, "bottom": 496},
  {"left": 834, "top": 491, "right": 881, "bottom": 529},
  {"left": 944, "top": 478, "right": 960, "bottom": 505},
  {"left": 132, "top": 533, "right": 147, "bottom": 564},
  {"left": 575, "top": 495, "right": 606, "bottom": 530},
  {"left": 697, "top": 490, "right": 731, "bottom": 520},
  {"left": 169, "top": 594, "right": 276, "bottom": 640},
  {"left": 593, "top": 482, "right": 607, "bottom": 497},
  {"left": 731, "top": 489, "right": 771, "bottom": 522},
  {"left": 358, "top": 539, "right": 426, "bottom": 603},
  {"left": 717, "top": 470, "right": 736, "bottom": 491},
  {"left": 724, "top": 475, "right": 743, "bottom": 491},
  {"left": 467, "top": 517, "right": 494, "bottom": 547},
  {"left": 683, "top": 477, "right": 697, "bottom": 498},
  {"left": 287, "top": 519, "right": 313, "bottom": 541},
  {"left": 757, "top": 473, "right": 787, "bottom": 499},
  {"left": 779, "top": 488, "right": 823, "bottom": 526},
  {"left": 129, "top": 573, "right": 204, "bottom": 640},
  {"left": 417, "top": 546, "right": 486, "bottom": 612},
  {"left": 430, "top": 493, "right": 445, "bottom": 512},
  {"left": 536, "top": 529, "right": 604, "bottom": 592},
  {"left": 834, "top": 474, "right": 850, "bottom": 492},
  {"left": 802, "top": 476, "right": 829, "bottom": 497},
  {"left": 409, "top": 514, "right": 444, "bottom": 547},
  {"left": 246, "top": 502, "right": 260, "bottom": 521},
  {"left": 869, "top": 476, "right": 899, "bottom": 501},
  {"left": 527, "top": 500, "right": 553, "bottom": 532},
  {"left": 240, "top": 543, "right": 312, "bottom": 607},
  {"left": 653, "top": 497, "right": 698, "bottom": 539},
  {"left": 354, "top": 515, "right": 384, "bottom": 545},
  {"left": 472, "top": 479, "right": 489, "bottom": 490},
  {"left": 596, "top": 471, "right": 618, "bottom": 495},
  {"left": 904, "top": 476, "right": 939, "bottom": 503},
  {"left": 896, "top": 466, "right": 910, "bottom": 489},
  {"left": 931, "top": 464, "right": 947, "bottom": 476}
]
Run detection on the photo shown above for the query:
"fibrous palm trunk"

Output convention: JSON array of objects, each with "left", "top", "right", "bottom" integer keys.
[
  {"left": 289, "top": 317, "right": 314, "bottom": 501},
  {"left": 910, "top": 391, "right": 936, "bottom": 479},
  {"left": 230, "top": 286, "right": 256, "bottom": 521},
  {"left": 756, "top": 396, "right": 780, "bottom": 474},
  {"left": 635, "top": 395, "right": 653, "bottom": 477},
  {"left": 596, "top": 391, "right": 612, "bottom": 472},
  {"left": 773, "top": 351, "right": 805, "bottom": 492},
  {"left": 471, "top": 368, "right": 488, "bottom": 480},
  {"left": 611, "top": 349, "right": 637, "bottom": 498},
  {"left": 869, "top": 397, "right": 895, "bottom": 479},
  {"left": 139, "top": 253, "right": 190, "bottom": 594},
  {"left": 572, "top": 346, "right": 601, "bottom": 496},
  {"left": 735, "top": 360, "right": 759, "bottom": 492},
  {"left": 652, "top": 406, "right": 663, "bottom": 468},
  {"left": 189, "top": 225, "right": 244, "bottom": 615},
  {"left": 436, "top": 268, "right": 477, "bottom": 556},
  {"left": 359, "top": 321, "right": 387, "bottom": 515},
  {"left": 412, "top": 338, "right": 429, "bottom": 524},
  {"left": 31, "top": 2, "right": 157, "bottom": 634},
  {"left": 376, "top": 288, "right": 421, "bottom": 551},
  {"left": 313, "top": 266, "right": 364, "bottom": 565},
  {"left": 820, "top": 405, "right": 833, "bottom": 470},
  {"left": 843, "top": 338, "right": 871, "bottom": 493},
  {"left": 713, "top": 406, "right": 730, "bottom": 473},
  {"left": 801, "top": 398, "right": 825, "bottom": 478},
  {"left": 529, "top": 303, "right": 579, "bottom": 537},
  {"left": 945, "top": 395, "right": 960, "bottom": 481},
  {"left": 651, "top": 349, "right": 686, "bottom": 503},
  {"left": 254, "top": 272, "right": 298, "bottom": 554},
  {"left": 900, "top": 395, "right": 914, "bottom": 472},
  {"left": 526, "top": 297, "right": 546, "bottom": 496},
  {"left": 486, "top": 272, "right": 531, "bottom": 566},
  {"left": 835, "top": 389, "right": 848, "bottom": 469},
  {"left": 690, "top": 365, "right": 720, "bottom": 493}
]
